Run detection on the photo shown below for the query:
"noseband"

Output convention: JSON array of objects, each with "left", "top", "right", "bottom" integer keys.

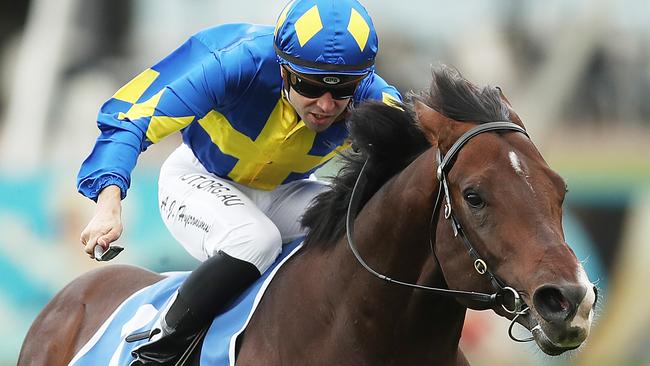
[{"left": 346, "top": 121, "right": 534, "bottom": 342}]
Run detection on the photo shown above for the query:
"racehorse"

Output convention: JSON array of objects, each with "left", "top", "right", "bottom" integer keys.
[{"left": 19, "top": 65, "right": 597, "bottom": 365}]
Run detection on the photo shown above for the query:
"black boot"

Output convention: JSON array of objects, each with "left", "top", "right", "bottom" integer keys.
[{"left": 130, "top": 251, "right": 261, "bottom": 365}]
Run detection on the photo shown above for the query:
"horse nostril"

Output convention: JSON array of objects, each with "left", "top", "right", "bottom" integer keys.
[
  {"left": 534, "top": 286, "right": 569, "bottom": 322},
  {"left": 533, "top": 284, "right": 585, "bottom": 323},
  {"left": 592, "top": 285, "right": 599, "bottom": 308}
]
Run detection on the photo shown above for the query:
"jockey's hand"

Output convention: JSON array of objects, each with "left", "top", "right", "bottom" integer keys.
[{"left": 80, "top": 185, "right": 123, "bottom": 259}]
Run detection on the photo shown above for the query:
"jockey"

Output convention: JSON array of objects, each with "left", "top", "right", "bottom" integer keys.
[{"left": 77, "top": 0, "right": 401, "bottom": 364}]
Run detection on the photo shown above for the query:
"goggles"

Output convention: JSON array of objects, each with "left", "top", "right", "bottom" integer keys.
[{"left": 284, "top": 66, "right": 365, "bottom": 100}]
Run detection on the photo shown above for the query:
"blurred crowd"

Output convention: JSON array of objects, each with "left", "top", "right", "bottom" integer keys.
[{"left": 1, "top": 0, "right": 649, "bottom": 365}]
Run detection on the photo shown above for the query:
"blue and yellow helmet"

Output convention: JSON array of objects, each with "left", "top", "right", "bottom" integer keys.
[{"left": 274, "top": 0, "right": 378, "bottom": 76}]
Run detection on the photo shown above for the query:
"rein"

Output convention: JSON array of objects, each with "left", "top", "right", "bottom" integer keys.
[{"left": 345, "top": 121, "right": 534, "bottom": 342}]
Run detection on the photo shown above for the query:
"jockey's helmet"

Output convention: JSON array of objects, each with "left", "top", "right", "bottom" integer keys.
[{"left": 273, "top": 0, "right": 378, "bottom": 79}]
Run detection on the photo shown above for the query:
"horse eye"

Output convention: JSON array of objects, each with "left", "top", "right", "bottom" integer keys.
[{"left": 464, "top": 191, "right": 485, "bottom": 208}]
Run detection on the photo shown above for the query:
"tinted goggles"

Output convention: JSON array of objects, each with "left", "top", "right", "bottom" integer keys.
[{"left": 284, "top": 67, "right": 364, "bottom": 100}]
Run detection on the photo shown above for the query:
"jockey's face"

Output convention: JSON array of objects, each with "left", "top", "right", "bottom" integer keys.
[
  {"left": 281, "top": 67, "right": 351, "bottom": 133},
  {"left": 288, "top": 89, "right": 350, "bottom": 132}
]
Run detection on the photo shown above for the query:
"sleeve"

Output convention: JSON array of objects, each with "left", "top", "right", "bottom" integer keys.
[
  {"left": 76, "top": 35, "right": 227, "bottom": 201},
  {"left": 353, "top": 72, "right": 402, "bottom": 107}
]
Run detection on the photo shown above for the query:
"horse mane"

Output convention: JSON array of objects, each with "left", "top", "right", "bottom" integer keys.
[
  {"left": 300, "top": 65, "right": 510, "bottom": 247},
  {"left": 414, "top": 65, "right": 510, "bottom": 123}
]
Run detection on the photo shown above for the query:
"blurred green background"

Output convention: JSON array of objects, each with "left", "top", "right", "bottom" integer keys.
[{"left": 1, "top": 0, "right": 649, "bottom": 365}]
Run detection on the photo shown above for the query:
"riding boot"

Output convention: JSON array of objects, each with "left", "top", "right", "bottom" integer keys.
[{"left": 130, "top": 250, "right": 261, "bottom": 365}]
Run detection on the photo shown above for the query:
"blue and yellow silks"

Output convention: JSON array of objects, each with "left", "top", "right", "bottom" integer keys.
[{"left": 77, "top": 24, "right": 401, "bottom": 200}]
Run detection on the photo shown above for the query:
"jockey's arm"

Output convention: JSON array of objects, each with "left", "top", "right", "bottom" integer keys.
[
  {"left": 77, "top": 33, "right": 230, "bottom": 259},
  {"left": 80, "top": 185, "right": 123, "bottom": 259}
]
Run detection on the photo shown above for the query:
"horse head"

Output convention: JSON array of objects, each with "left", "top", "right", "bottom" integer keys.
[{"left": 414, "top": 66, "right": 597, "bottom": 355}]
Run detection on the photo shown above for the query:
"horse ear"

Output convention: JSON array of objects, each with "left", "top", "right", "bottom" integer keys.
[
  {"left": 496, "top": 87, "right": 525, "bottom": 127},
  {"left": 414, "top": 100, "right": 452, "bottom": 147}
]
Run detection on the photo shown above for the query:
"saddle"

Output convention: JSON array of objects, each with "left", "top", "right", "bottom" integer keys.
[{"left": 69, "top": 240, "right": 303, "bottom": 366}]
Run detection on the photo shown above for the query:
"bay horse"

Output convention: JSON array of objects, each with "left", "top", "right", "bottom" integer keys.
[{"left": 19, "top": 66, "right": 597, "bottom": 365}]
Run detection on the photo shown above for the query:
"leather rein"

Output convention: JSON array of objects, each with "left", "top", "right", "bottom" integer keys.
[{"left": 345, "top": 121, "right": 535, "bottom": 342}]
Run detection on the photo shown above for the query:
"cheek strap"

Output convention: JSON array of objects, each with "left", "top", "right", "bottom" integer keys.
[{"left": 281, "top": 70, "right": 292, "bottom": 102}]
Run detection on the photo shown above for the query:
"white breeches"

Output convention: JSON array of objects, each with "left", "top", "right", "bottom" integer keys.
[{"left": 158, "top": 144, "right": 328, "bottom": 273}]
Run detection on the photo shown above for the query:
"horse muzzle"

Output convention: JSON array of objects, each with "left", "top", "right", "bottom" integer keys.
[{"left": 525, "top": 282, "right": 598, "bottom": 355}]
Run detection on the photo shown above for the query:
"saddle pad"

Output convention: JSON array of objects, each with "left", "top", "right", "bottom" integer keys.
[{"left": 69, "top": 240, "right": 303, "bottom": 366}]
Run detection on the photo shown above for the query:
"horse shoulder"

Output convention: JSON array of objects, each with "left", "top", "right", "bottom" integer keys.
[
  {"left": 18, "top": 264, "right": 163, "bottom": 366},
  {"left": 237, "top": 249, "right": 339, "bottom": 365}
]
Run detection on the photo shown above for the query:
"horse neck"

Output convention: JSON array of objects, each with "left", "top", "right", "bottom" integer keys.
[
  {"left": 322, "top": 148, "right": 467, "bottom": 362},
  {"left": 246, "top": 149, "right": 468, "bottom": 364},
  {"left": 348, "top": 150, "right": 439, "bottom": 289}
]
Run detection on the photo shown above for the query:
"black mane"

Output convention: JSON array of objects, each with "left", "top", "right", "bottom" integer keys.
[
  {"left": 300, "top": 65, "right": 510, "bottom": 247},
  {"left": 414, "top": 66, "right": 509, "bottom": 123}
]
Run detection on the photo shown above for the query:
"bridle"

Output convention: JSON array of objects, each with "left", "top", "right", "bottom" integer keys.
[{"left": 345, "top": 121, "right": 534, "bottom": 342}]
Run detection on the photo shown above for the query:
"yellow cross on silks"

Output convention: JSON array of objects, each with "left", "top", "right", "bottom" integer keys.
[
  {"left": 198, "top": 97, "right": 349, "bottom": 190},
  {"left": 108, "top": 68, "right": 348, "bottom": 190}
]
